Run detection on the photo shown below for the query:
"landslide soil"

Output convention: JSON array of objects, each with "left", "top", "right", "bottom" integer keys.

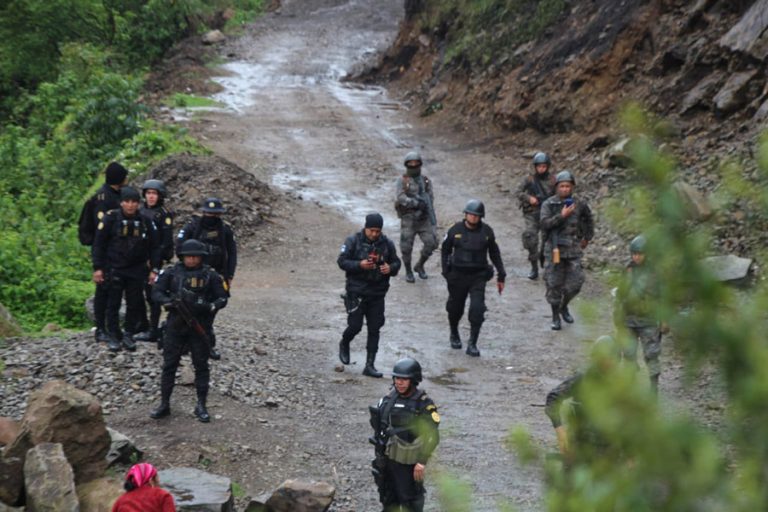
[{"left": 4, "top": 1, "right": 725, "bottom": 511}]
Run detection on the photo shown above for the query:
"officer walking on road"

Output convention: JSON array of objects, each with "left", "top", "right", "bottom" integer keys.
[
  {"left": 134, "top": 179, "right": 175, "bottom": 343},
  {"left": 338, "top": 213, "right": 401, "bottom": 378},
  {"left": 516, "top": 152, "right": 556, "bottom": 280},
  {"left": 92, "top": 186, "right": 162, "bottom": 351},
  {"left": 394, "top": 151, "right": 438, "bottom": 283},
  {"left": 540, "top": 171, "right": 594, "bottom": 330},
  {"left": 441, "top": 200, "right": 506, "bottom": 356},
  {"left": 369, "top": 358, "right": 439, "bottom": 512},
  {"left": 78, "top": 162, "right": 128, "bottom": 343},
  {"left": 176, "top": 197, "right": 237, "bottom": 360},
  {"left": 149, "top": 239, "right": 228, "bottom": 423}
]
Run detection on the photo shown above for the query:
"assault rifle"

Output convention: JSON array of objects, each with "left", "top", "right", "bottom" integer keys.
[
  {"left": 419, "top": 189, "right": 437, "bottom": 226},
  {"left": 169, "top": 291, "right": 212, "bottom": 349}
]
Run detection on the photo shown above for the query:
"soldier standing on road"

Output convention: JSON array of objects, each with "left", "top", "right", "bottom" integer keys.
[
  {"left": 614, "top": 235, "right": 665, "bottom": 394},
  {"left": 516, "top": 152, "right": 556, "bottom": 280},
  {"left": 441, "top": 200, "right": 506, "bottom": 356},
  {"left": 92, "top": 186, "right": 162, "bottom": 352},
  {"left": 134, "top": 180, "right": 175, "bottom": 344},
  {"left": 395, "top": 151, "right": 438, "bottom": 283},
  {"left": 338, "top": 213, "right": 401, "bottom": 378},
  {"left": 369, "top": 358, "right": 439, "bottom": 512},
  {"left": 149, "top": 239, "right": 228, "bottom": 423},
  {"left": 176, "top": 197, "right": 237, "bottom": 360},
  {"left": 540, "top": 171, "right": 594, "bottom": 331},
  {"left": 78, "top": 162, "right": 128, "bottom": 343}
]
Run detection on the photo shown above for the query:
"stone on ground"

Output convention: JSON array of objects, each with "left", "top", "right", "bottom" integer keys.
[
  {"left": 161, "top": 467, "right": 234, "bottom": 512},
  {"left": 24, "top": 442, "right": 79, "bottom": 512},
  {"left": 264, "top": 479, "right": 335, "bottom": 512}
]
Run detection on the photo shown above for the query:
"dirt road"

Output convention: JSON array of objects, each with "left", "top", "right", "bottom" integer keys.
[{"left": 111, "top": 1, "right": 617, "bottom": 510}]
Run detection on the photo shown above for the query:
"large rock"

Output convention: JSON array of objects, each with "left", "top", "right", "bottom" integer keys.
[
  {"left": 76, "top": 477, "right": 124, "bottom": 512},
  {"left": 713, "top": 70, "right": 758, "bottom": 114},
  {"left": 701, "top": 255, "right": 753, "bottom": 283},
  {"left": 202, "top": 30, "right": 226, "bottom": 45},
  {"left": 719, "top": 0, "right": 768, "bottom": 60},
  {"left": 24, "top": 443, "right": 79, "bottom": 512},
  {"left": 0, "top": 428, "right": 33, "bottom": 505},
  {"left": 161, "top": 467, "right": 233, "bottom": 512},
  {"left": 681, "top": 73, "right": 723, "bottom": 113},
  {"left": 22, "top": 381, "right": 110, "bottom": 483},
  {"left": 264, "top": 480, "right": 335, "bottom": 512},
  {"left": 605, "top": 137, "right": 633, "bottom": 168},
  {"left": 105, "top": 428, "right": 142, "bottom": 467},
  {"left": 0, "top": 302, "right": 21, "bottom": 338},
  {"left": 672, "top": 181, "right": 713, "bottom": 221},
  {"left": 0, "top": 418, "right": 20, "bottom": 447}
]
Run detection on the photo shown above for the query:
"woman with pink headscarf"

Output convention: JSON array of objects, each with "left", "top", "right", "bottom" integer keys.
[{"left": 112, "top": 463, "right": 176, "bottom": 512}]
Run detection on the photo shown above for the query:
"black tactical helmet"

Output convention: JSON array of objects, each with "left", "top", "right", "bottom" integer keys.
[
  {"left": 141, "top": 179, "right": 167, "bottom": 197},
  {"left": 178, "top": 239, "right": 209, "bottom": 256},
  {"left": 120, "top": 186, "right": 141, "bottom": 202},
  {"left": 532, "top": 152, "right": 551, "bottom": 167},
  {"left": 392, "top": 357, "right": 422, "bottom": 383},
  {"left": 200, "top": 197, "right": 226, "bottom": 213},
  {"left": 555, "top": 170, "right": 575, "bottom": 185},
  {"left": 629, "top": 234, "right": 646, "bottom": 254},
  {"left": 463, "top": 199, "right": 485, "bottom": 218},
  {"left": 404, "top": 151, "right": 422, "bottom": 167}
]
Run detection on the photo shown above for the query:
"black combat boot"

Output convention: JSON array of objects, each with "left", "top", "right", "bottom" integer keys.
[
  {"left": 527, "top": 260, "right": 538, "bottom": 280},
  {"left": 106, "top": 333, "right": 122, "bottom": 352},
  {"left": 149, "top": 400, "right": 170, "bottom": 419},
  {"left": 413, "top": 256, "right": 429, "bottom": 280},
  {"left": 560, "top": 302, "right": 574, "bottom": 324},
  {"left": 404, "top": 263, "right": 415, "bottom": 283},
  {"left": 122, "top": 332, "right": 137, "bottom": 352},
  {"left": 466, "top": 325, "right": 480, "bottom": 357},
  {"left": 362, "top": 352, "right": 383, "bottom": 378},
  {"left": 449, "top": 324, "right": 462, "bottom": 349},
  {"left": 194, "top": 395, "right": 210, "bottom": 423},
  {"left": 94, "top": 328, "right": 109, "bottom": 343},
  {"left": 551, "top": 305, "right": 562, "bottom": 331},
  {"left": 134, "top": 329, "right": 158, "bottom": 342},
  {"left": 339, "top": 338, "right": 351, "bottom": 365}
]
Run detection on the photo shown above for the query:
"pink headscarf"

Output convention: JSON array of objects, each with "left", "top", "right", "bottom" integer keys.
[{"left": 126, "top": 463, "right": 158, "bottom": 488}]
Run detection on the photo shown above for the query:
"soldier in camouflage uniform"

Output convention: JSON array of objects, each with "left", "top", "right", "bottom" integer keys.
[
  {"left": 395, "top": 151, "right": 438, "bottom": 283},
  {"left": 614, "top": 235, "right": 664, "bottom": 393},
  {"left": 516, "top": 152, "right": 556, "bottom": 280},
  {"left": 540, "top": 171, "right": 594, "bottom": 330}
]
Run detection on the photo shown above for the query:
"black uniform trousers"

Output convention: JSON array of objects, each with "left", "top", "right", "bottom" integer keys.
[
  {"left": 160, "top": 324, "right": 210, "bottom": 401},
  {"left": 383, "top": 459, "right": 425, "bottom": 512},
  {"left": 342, "top": 295, "right": 385, "bottom": 353},
  {"left": 105, "top": 274, "right": 145, "bottom": 338},
  {"left": 445, "top": 269, "right": 487, "bottom": 328},
  {"left": 94, "top": 282, "right": 109, "bottom": 331},
  {"left": 140, "top": 282, "right": 161, "bottom": 332}
]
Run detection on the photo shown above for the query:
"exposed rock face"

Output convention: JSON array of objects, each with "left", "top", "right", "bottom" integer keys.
[
  {"left": 76, "top": 477, "right": 124, "bottom": 512},
  {"left": 719, "top": 0, "right": 768, "bottom": 60},
  {"left": 105, "top": 428, "right": 143, "bottom": 467},
  {"left": 0, "top": 417, "right": 20, "bottom": 447},
  {"left": 265, "top": 480, "right": 335, "bottom": 512},
  {"left": 713, "top": 70, "right": 758, "bottom": 114},
  {"left": 24, "top": 442, "right": 79, "bottom": 512},
  {"left": 161, "top": 467, "right": 233, "bottom": 512},
  {"left": 0, "top": 428, "right": 33, "bottom": 505},
  {"left": 22, "top": 381, "right": 110, "bottom": 483}
]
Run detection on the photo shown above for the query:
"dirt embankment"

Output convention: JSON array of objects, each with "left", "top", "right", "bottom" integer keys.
[{"left": 366, "top": 0, "right": 768, "bottom": 265}]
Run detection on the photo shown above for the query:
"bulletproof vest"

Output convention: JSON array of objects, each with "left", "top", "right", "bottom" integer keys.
[
  {"left": 352, "top": 233, "right": 391, "bottom": 282},
  {"left": 171, "top": 264, "right": 211, "bottom": 298},
  {"left": 192, "top": 216, "right": 227, "bottom": 268},
  {"left": 382, "top": 389, "right": 426, "bottom": 465},
  {"left": 109, "top": 212, "right": 150, "bottom": 265},
  {"left": 142, "top": 206, "right": 173, "bottom": 260},
  {"left": 527, "top": 173, "right": 554, "bottom": 203},
  {"left": 451, "top": 224, "right": 490, "bottom": 269}
]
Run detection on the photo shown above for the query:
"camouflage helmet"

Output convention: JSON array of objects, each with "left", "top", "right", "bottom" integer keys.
[
  {"left": 555, "top": 170, "right": 575, "bottom": 185},
  {"left": 532, "top": 152, "right": 551, "bottom": 167},
  {"left": 629, "top": 234, "right": 647, "bottom": 254},
  {"left": 463, "top": 199, "right": 485, "bottom": 217},
  {"left": 141, "top": 179, "right": 167, "bottom": 197},
  {"left": 404, "top": 151, "right": 423, "bottom": 167},
  {"left": 178, "top": 239, "right": 208, "bottom": 256},
  {"left": 392, "top": 357, "right": 422, "bottom": 383}
]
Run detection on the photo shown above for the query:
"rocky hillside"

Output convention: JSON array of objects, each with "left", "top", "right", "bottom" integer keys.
[{"left": 367, "top": 0, "right": 768, "bottom": 263}]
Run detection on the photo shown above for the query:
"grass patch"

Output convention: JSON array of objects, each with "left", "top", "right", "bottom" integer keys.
[
  {"left": 231, "top": 481, "right": 247, "bottom": 498},
  {"left": 166, "top": 93, "right": 225, "bottom": 109}
]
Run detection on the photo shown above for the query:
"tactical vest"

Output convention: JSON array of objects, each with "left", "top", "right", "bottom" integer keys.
[
  {"left": 141, "top": 205, "right": 173, "bottom": 261},
  {"left": 395, "top": 175, "right": 430, "bottom": 218},
  {"left": 451, "top": 224, "right": 490, "bottom": 269},
  {"left": 382, "top": 389, "right": 427, "bottom": 465},
  {"left": 191, "top": 216, "right": 227, "bottom": 269},
  {"left": 170, "top": 264, "right": 211, "bottom": 296},
  {"left": 521, "top": 173, "right": 554, "bottom": 213},
  {"left": 108, "top": 212, "right": 150, "bottom": 266},
  {"left": 351, "top": 233, "right": 392, "bottom": 282},
  {"left": 547, "top": 198, "right": 583, "bottom": 246}
]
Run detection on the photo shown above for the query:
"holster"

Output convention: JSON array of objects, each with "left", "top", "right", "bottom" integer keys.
[{"left": 341, "top": 292, "right": 361, "bottom": 314}]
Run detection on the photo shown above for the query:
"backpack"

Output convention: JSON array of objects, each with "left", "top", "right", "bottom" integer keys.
[{"left": 77, "top": 196, "right": 97, "bottom": 246}]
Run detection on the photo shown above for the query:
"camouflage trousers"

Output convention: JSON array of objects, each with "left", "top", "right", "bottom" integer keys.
[
  {"left": 521, "top": 211, "right": 542, "bottom": 263},
  {"left": 544, "top": 257, "right": 585, "bottom": 306},
  {"left": 624, "top": 323, "right": 662, "bottom": 378},
  {"left": 400, "top": 217, "right": 438, "bottom": 267}
]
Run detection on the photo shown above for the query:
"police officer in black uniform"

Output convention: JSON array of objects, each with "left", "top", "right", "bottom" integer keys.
[
  {"left": 176, "top": 197, "right": 237, "bottom": 359},
  {"left": 92, "top": 186, "right": 161, "bottom": 352},
  {"left": 79, "top": 162, "right": 128, "bottom": 343},
  {"left": 441, "top": 200, "right": 506, "bottom": 357},
  {"left": 149, "top": 239, "right": 228, "bottom": 423},
  {"left": 338, "top": 213, "right": 401, "bottom": 378},
  {"left": 369, "top": 358, "right": 440, "bottom": 512},
  {"left": 134, "top": 179, "right": 175, "bottom": 343}
]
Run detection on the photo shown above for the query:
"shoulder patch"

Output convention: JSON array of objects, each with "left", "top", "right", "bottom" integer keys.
[
  {"left": 97, "top": 211, "right": 104, "bottom": 220},
  {"left": 426, "top": 404, "right": 437, "bottom": 411},
  {"left": 431, "top": 411, "right": 440, "bottom": 423},
  {"left": 165, "top": 217, "right": 172, "bottom": 225},
  {"left": 340, "top": 244, "right": 347, "bottom": 253},
  {"left": 97, "top": 222, "right": 104, "bottom": 230}
]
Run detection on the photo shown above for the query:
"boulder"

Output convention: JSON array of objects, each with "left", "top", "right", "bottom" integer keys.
[
  {"left": 0, "top": 417, "right": 20, "bottom": 447},
  {"left": 202, "top": 30, "right": 226, "bottom": 45},
  {"left": 713, "top": 70, "right": 758, "bottom": 114},
  {"left": 161, "top": 467, "right": 233, "bottom": 512},
  {"left": 22, "top": 381, "right": 110, "bottom": 483},
  {"left": 719, "top": 0, "right": 768, "bottom": 60},
  {"left": 0, "top": 428, "right": 33, "bottom": 505},
  {"left": 76, "top": 477, "right": 124, "bottom": 512},
  {"left": 701, "top": 255, "right": 753, "bottom": 282},
  {"left": 0, "top": 302, "right": 21, "bottom": 338},
  {"left": 681, "top": 73, "right": 723, "bottom": 113},
  {"left": 105, "top": 428, "right": 143, "bottom": 467},
  {"left": 672, "top": 181, "right": 713, "bottom": 221},
  {"left": 265, "top": 480, "right": 335, "bottom": 512},
  {"left": 605, "top": 137, "right": 632, "bottom": 168},
  {"left": 24, "top": 443, "right": 79, "bottom": 512}
]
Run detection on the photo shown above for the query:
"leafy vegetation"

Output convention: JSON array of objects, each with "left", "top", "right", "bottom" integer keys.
[{"left": 166, "top": 93, "right": 226, "bottom": 109}]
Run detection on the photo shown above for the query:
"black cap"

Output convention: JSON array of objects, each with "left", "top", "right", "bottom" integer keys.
[
  {"left": 200, "top": 197, "right": 226, "bottom": 213},
  {"left": 178, "top": 239, "right": 209, "bottom": 256},
  {"left": 105, "top": 162, "right": 128, "bottom": 185},
  {"left": 120, "top": 186, "right": 141, "bottom": 201},
  {"left": 365, "top": 213, "right": 384, "bottom": 229}
]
